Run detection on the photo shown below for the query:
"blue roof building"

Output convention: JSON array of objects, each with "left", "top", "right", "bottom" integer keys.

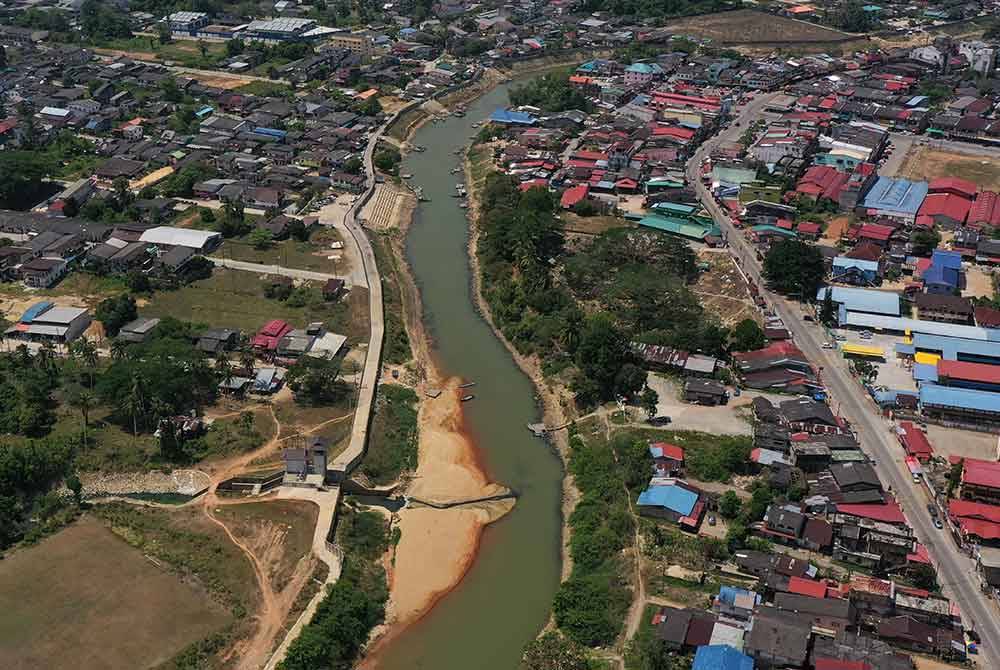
[
  {"left": 920, "top": 383, "right": 1000, "bottom": 426},
  {"left": 861, "top": 177, "right": 928, "bottom": 223},
  {"left": 693, "top": 645, "right": 754, "bottom": 670},
  {"left": 637, "top": 484, "right": 698, "bottom": 516},
  {"left": 924, "top": 249, "right": 963, "bottom": 294},
  {"left": 816, "top": 286, "right": 900, "bottom": 324},
  {"left": 913, "top": 333, "right": 1000, "bottom": 363},
  {"left": 490, "top": 108, "right": 537, "bottom": 125},
  {"left": 831, "top": 256, "right": 880, "bottom": 286}
]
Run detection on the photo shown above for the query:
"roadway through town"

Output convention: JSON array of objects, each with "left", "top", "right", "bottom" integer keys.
[{"left": 690, "top": 94, "right": 1000, "bottom": 667}]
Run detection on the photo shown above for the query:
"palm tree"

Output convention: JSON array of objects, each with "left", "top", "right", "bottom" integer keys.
[
  {"left": 110, "top": 339, "right": 127, "bottom": 361},
  {"left": 69, "top": 387, "right": 96, "bottom": 447},
  {"left": 121, "top": 375, "right": 145, "bottom": 442},
  {"left": 215, "top": 351, "right": 233, "bottom": 388},
  {"left": 239, "top": 346, "right": 256, "bottom": 376}
]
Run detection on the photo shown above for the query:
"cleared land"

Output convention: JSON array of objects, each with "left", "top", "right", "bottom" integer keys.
[
  {"left": 0, "top": 517, "right": 232, "bottom": 670},
  {"left": 664, "top": 9, "right": 852, "bottom": 46},
  {"left": 561, "top": 212, "right": 636, "bottom": 236},
  {"left": 692, "top": 251, "right": 758, "bottom": 327},
  {"left": 141, "top": 267, "right": 369, "bottom": 342},
  {"left": 213, "top": 228, "right": 347, "bottom": 273},
  {"left": 898, "top": 146, "right": 1000, "bottom": 191}
]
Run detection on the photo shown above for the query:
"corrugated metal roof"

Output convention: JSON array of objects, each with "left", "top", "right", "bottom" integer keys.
[
  {"left": 846, "top": 313, "right": 1000, "bottom": 342},
  {"left": 938, "top": 359, "right": 1000, "bottom": 386},
  {"left": 920, "top": 383, "right": 1000, "bottom": 413},
  {"left": 637, "top": 483, "right": 697, "bottom": 515},
  {"left": 816, "top": 286, "right": 900, "bottom": 316},
  {"left": 914, "top": 332, "right": 1000, "bottom": 359}
]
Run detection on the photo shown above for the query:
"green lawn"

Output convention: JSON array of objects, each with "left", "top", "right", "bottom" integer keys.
[
  {"left": 212, "top": 228, "right": 346, "bottom": 273},
  {"left": 98, "top": 37, "right": 228, "bottom": 68},
  {"left": 141, "top": 268, "right": 368, "bottom": 341}
]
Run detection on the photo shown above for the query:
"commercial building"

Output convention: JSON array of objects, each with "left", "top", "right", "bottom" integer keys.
[
  {"left": 328, "top": 30, "right": 376, "bottom": 58},
  {"left": 138, "top": 226, "right": 221, "bottom": 252},
  {"left": 920, "top": 383, "right": 1000, "bottom": 431},
  {"left": 859, "top": 177, "right": 928, "bottom": 224},
  {"left": 815, "top": 286, "right": 900, "bottom": 325},
  {"left": 914, "top": 294, "right": 973, "bottom": 324},
  {"left": 5, "top": 301, "right": 91, "bottom": 343},
  {"left": 961, "top": 458, "right": 1000, "bottom": 506}
]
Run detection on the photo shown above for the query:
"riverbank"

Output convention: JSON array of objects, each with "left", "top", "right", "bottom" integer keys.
[
  {"left": 359, "top": 182, "right": 514, "bottom": 661},
  {"left": 463, "top": 144, "right": 581, "bottom": 587}
]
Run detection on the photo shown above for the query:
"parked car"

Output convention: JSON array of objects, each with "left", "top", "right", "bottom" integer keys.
[
  {"left": 934, "top": 518, "right": 944, "bottom": 529},
  {"left": 927, "top": 503, "right": 938, "bottom": 517},
  {"left": 708, "top": 515, "right": 717, "bottom": 526},
  {"left": 822, "top": 342, "right": 834, "bottom": 349},
  {"left": 648, "top": 415, "right": 672, "bottom": 426}
]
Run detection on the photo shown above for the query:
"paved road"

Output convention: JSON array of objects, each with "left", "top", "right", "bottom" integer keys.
[{"left": 691, "top": 95, "right": 1000, "bottom": 665}]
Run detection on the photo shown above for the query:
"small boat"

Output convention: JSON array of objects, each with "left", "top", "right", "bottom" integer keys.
[
  {"left": 454, "top": 149, "right": 463, "bottom": 155},
  {"left": 472, "top": 122, "right": 481, "bottom": 128},
  {"left": 451, "top": 167, "right": 461, "bottom": 174},
  {"left": 459, "top": 201, "right": 469, "bottom": 209},
  {"left": 458, "top": 381, "right": 476, "bottom": 389},
  {"left": 461, "top": 394, "right": 475, "bottom": 402},
  {"left": 455, "top": 183, "right": 464, "bottom": 189},
  {"left": 401, "top": 173, "right": 413, "bottom": 179},
  {"left": 413, "top": 145, "right": 426, "bottom": 152},
  {"left": 453, "top": 110, "right": 465, "bottom": 118},
  {"left": 414, "top": 187, "right": 429, "bottom": 202}
]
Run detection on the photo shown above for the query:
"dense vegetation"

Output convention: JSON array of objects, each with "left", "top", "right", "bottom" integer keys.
[
  {"left": 0, "top": 438, "right": 76, "bottom": 550},
  {"left": 477, "top": 175, "right": 722, "bottom": 409},
  {"left": 280, "top": 506, "right": 389, "bottom": 670},
  {"left": 509, "top": 72, "right": 593, "bottom": 113},
  {"left": 763, "top": 239, "right": 825, "bottom": 300},
  {"left": 577, "top": 0, "right": 731, "bottom": 19},
  {"left": 362, "top": 385, "right": 418, "bottom": 484},
  {"left": 552, "top": 429, "right": 633, "bottom": 647}
]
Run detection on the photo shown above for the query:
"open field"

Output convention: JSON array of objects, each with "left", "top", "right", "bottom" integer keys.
[
  {"left": 0, "top": 517, "right": 232, "bottom": 670},
  {"left": 216, "top": 501, "right": 318, "bottom": 592},
  {"left": 898, "top": 146, "right": 1000, "bottom": 191},
  {"left": 95, "top": 37, "right": 227, "bottom": 68},
  {"left": 213, "top": 227, "right": 347, "bottom": 273},
  {"left": 664, "top": 9, "right": 853, "bottom": 46},
  {"left": 560, "top": 212, "right": 635, "bottom": 236},
  {"left": 141, "top": 267, "right": 369, "bottom": 342},
  {"left": 692, "top": 250, "right": 758, "bottom": 327}
]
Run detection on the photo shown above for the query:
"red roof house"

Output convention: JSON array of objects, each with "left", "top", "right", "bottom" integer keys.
[
  {"left": 975, "top": 305, "right": 1000, "bottom": 328},
  {"left": 962, "top": 457, "right": 1000, "bottom": 500},
  {"left": 837, "top": 501, "right": 907, "bottom": 524},
  {"left": 949, "top": 499, "right": 1000, "bottom": 541},
  {"left": 896, "top": 421, "right": 933, "bottom": 461},
  {"left": 857, "top": 223, "right": 894, "bottom": 245},
  {"left": 252, "top": 319, "right": 293, "bottom": 351},
  {"left": 788, "top": 575, "right": 826, "bottom": 599},
  {"left": 929, "top": 176, "right": 978, "bottom": 200},
  {"left": 917, "top": 192, "right": 971, "bottom": 227},
  {"left": 560, "top": 183, "right": 589, "bottom": 209}
]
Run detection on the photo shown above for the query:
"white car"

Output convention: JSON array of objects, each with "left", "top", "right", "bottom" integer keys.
[{"left": 821, "top": 342, "right": 834, "bottom": 349}]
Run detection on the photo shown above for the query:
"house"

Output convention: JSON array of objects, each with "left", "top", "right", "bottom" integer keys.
[
  {"left": 653, "top": 606, "right": 716, "bottom": 651},
  {"left": 118, "top": 317, "right": 160, "bottom": 343},
  {"left": 20, "top": 257, "right": 68, "bottom": 288},
  {"left": 744, "top": 607, "right": 811, "bottom": 669},
  {"left": 636, "top": 478, "right": 704, "bottom": 530},
  {"left": 331, "top": 171, "right": 366, "bottom": 192},
  {"left": 692, "top": 645, "right": 754, "bottom": 670},
  {"left": 683, "top": 378, "right": 728, "bottom": 405},
  {"left": 252, "top": 319, "right": 294, "bottom": 353},
  {"left": 197, "top": 327, "right": 239, "bottom": 354},
  {"left": 876, "top": 616, "right": 962, "bottom": 657},
  {"left": 5, "top": 302, "right": 91, "bottom": 343},
  {"left": 896, "top": 421, "right": 933, "bottom": 461},
  {"left": 831, "top": 256, "right": 881, "bottom": 286},
  {"left": 859, "top": 177, "right": 928, "bottom": 224},
  {"left": 922, "top": 250, "right": 963, "bottom": 295},
  {"left": 649, "top": 442, "right": 684, "bottom": 476},
  {"left": 773, "top": 592, "right": 855, "bottom": 635},
  {"left": 323, "top": 278, "right": 345, "bottom": 301},
  {"left": 829, "top": 462, "right": 881, "bottom": 493},
  {"left": 914, "top": 294, "right": 973, "bottom": 324},
  {"left": 714, "top": 585, "right": 761, "bottom": 622},
  {"left": 961, "top": 457, "right": 1000, "bottom": 505},
  {"left": 283, "top": 436, "right": 328, "bottom": 480}
]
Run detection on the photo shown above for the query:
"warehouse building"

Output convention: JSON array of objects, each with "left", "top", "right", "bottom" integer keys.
[
  {"left": 5, "top": 301, "right": 91, "bottom": 344},
  {"left": 815, "top": 285, "right": 900, "bottom": 325},
  {"left": 859, "top": 176, "right": 928, "bottom": 224},
  {"left": 919, "top": 383, "right": 1000, "bottom": 431}
]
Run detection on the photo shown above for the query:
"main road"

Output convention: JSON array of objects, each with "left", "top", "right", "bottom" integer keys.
[{"left": 690, "top": 93, "right": 1000, "bottom": 666}]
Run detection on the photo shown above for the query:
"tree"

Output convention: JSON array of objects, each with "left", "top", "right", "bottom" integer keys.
[
  {"left": 835, "top": 0, "right": 874, "bottom": 32},
  {"left": 763, "top": 240, "right": 825, "bottom": 299},
  {"left": 948, "top": 458, "right": 963, "bottom": 496},
  {"left": 730, "top": 318, "right": 766, "bottom": 352},
  {"left": 197, "top": 40, "right": 208, "bottom": 59},
  {"left": 239, "top": 347, "right": 256, "bottom": 376},
  {"left": 912, "top": 228, "right": 941, "bottom": 256},
  {"left": 522, "top": 632, "right": 590, "bottom": 670},
  {"left": 219, "top": 198, "right": 249, "bottom": 238},
  {"left": 248, "top": 228, "right": 274, "bottom": 250},
  {"left": 157, "top": 21, "right": 172, "bottom": 45},
  {"left": 66, "top": 472, "right": 83, "bottom": 506},
  {"left": 286, "top": 356, "right": 346, "bottom": 404},
  {"left": 910, "top": 563, "right": 938, "bottom": 591},
  {"left": 819, "top": 288, "right": 836, "bottom": 326},
  {"left": 719, "top": 490, "right": 741, "bottom": 519},
  {"left": 639, "top": 386, "right": 658, "bottom": 419},
  {"left": 95, "top": 294, "right": 137, "bottom": 337},
  {"left": 574, "top": 313, "right": 630, "bottom": 404},
  {"left": 343, "top": 157, "right": 363, "bottom": 175},
  {"left": 373, "top": 148, "right": 401, "bottom": 174},
  {"left": 509, "top": 71, "right": 593, "bottom": 113},
  {"left": 852, "top": 359, "right": 878, "bottom": 383},
  {"left": 80, "top": 0, "right": 132, "bottom": 40},
  {"left": 67, "top": 385, "right": 96, "bottom": 446},
  {"left": 161, "top": 76, "right": 182, "bottom": 102}
]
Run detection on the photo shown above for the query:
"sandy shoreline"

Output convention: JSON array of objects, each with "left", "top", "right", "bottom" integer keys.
[{"left": 363, "top": 58, "right": 591, "bottom": 661}]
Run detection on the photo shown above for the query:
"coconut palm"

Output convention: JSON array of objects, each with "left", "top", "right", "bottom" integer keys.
[{"left": 68, "top": 386, "right": 96, "bottom": 447}]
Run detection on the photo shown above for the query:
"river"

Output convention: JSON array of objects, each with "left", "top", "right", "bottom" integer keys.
[{"left": 373, "top": 82, "right": 565, "bottom": 669}]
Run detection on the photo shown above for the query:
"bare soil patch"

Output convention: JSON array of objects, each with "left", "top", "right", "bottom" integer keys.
[
  {"left": 664, "top": 9, "right": 852, "bottom": 45},
  {"left": 899, "top": 146, "right": 1000, "bottom": 191},
  {"left": 0, "top": 516, "right": 232, "bottom": 670},
  {"left": 692, "top": 250, "right": 758, "bottom": 327}
]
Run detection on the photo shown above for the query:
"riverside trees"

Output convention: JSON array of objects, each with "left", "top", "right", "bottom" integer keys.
[{"left": 477, "top": 174, "right": 721, "bottom": 409}]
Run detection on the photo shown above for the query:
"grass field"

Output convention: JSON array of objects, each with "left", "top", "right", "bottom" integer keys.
[
  {"left": 664, "top": 9, "right": 853, "bottom": 45},
  {"left": 692, "top": 251, "right": 758, "bottom": 327},
  {"left": 141, "top": 268, "right": 369, "bottom": 342},
  {"left": 0, "top": 517, "right": 232, "bottom": 670},
  {"left": 212, "top": 228, "right": 346, "bottom": 273},
  {"left": 898, "top": 146, "right": 1000, "bottom": 191},
  {"left": 96, "top": 37, "right": 227, "bottom": 69}
]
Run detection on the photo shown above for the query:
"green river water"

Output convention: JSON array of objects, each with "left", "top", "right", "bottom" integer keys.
[{"left": 373, "top": 82, "right": 565, "bottom": 669}]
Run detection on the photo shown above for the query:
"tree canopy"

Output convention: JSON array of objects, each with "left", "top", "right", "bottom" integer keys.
[
  {"left": 763, "top": 240, "right": 825, "bottom": 299},
  {"left": 509, "top": 72, "right": 593, "bottom": 113}
]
